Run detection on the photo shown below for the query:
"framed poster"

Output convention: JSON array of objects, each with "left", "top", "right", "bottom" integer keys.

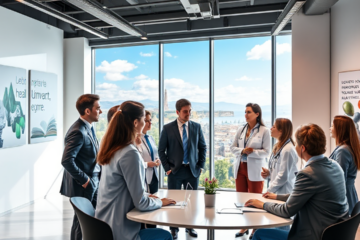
[
  {"left": 29, "top": 70, "right": 57, "bottom": 144},
  {"left": 0, "top": 65, "right": 27, "bottom": 149},
  {"left": 339, "top": 70, "right": 360, "bottom": 136}
]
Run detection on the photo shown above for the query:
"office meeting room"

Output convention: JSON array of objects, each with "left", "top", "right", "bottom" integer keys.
[{"left": 1, "top": 0, "right": 360, "bottom": 239}]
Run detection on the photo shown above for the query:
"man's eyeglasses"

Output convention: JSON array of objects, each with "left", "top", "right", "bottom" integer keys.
[{"left": 145, "top": 119, "right": 152, "bottom": 123}]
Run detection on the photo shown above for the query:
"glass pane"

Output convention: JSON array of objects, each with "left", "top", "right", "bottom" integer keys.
[
  {"left": 94, "top": 45, "right": 159, "bottom": 143},
  {"left": 214, "top": 37, "right": 272, "bottom": 190},
  {"left": 276, "top": 35, "right": 292, "bottom": 120},
  {"left": 163, "top": 41, "right": 210, "bottom": 188}
]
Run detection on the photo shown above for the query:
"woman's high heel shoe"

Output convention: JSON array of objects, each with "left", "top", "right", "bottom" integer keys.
[{"left": 235, "top": 230, "right": 249, "bottom": 238}]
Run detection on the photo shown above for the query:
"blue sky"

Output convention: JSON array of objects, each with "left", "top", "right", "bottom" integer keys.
[{"left": 95, "top": 35, "right": 292, "bottom": 110}]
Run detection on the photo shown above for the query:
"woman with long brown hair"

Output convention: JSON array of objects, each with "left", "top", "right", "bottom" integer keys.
[
  {"left": 231, "top": 103, "right": 271, "bottom": 238},
  {"left": 95, "top": 101, "right": 175, "bottom": 240},
  {"left": 330, "top": 115, "right": 360, "bottom": 213},
  {"left": 261, "top": 118, "right": 298, "bottom": 195}
]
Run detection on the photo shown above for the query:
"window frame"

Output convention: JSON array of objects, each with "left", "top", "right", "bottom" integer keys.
[{"left": 92, "top": 32, "right": 292, "bottom": 190}]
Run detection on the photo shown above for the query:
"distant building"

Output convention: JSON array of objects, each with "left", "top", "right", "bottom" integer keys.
[{"left": 164, "top": 89, "right": 169, "bottom": 111}]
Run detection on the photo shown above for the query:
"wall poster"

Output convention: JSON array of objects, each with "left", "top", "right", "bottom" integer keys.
[
  {"left": 339, "top": 70, "right": 360, "bottom": 137},
  {"left": 0, "top": 65, "right": 27, "bottom": 149},
  {"left": 29, "top": 70, "right": 57, "bottom": 144}
]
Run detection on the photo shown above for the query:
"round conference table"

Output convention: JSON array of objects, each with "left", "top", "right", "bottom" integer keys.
[{"left": 127, "top": 189, "right": 292, "bottom": 240}]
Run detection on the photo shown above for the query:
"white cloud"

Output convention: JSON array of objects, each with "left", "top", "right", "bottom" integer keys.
[
  {"left": 97, "top": 83, "right": 117, "bottom": 90},
  {"left": 246, "top": 40, "right": 291, "bottom": 60},
  {"left": 135, "top": 74, "right": 148, "bottom": 80},
  {"left": 174, "top": 56, "right": 178, "bottom": 59},
  {"left": 235, "top": 76, "right": 261, "bottom": 81},
  {"left": 165, "top": 52, "right": 172, "bottom": 57},
  {"left": 277, "top": 42, "right": 291, "bottom": 55},
  {"left": 246, "top": 40, "right": 272, "bottom": 60},
  {"left": 136, "top": 61, "right": 145, "bottom": 64},
  {"left": 140, "top": 52, "right": 154, "bottom": 57},
  {"left": 96, "top": 60, "right": 137, "bottom": 81},
  {"left": 96, "top": 77, "right": 272, "bottom": 105}
]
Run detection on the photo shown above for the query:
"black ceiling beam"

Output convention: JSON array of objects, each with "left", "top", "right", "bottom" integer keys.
[
  {"left": 88, "top": 24, "right": 291, "bottom": 47},
  {"left": 63, "top": 0, "right": 181, "bottom": 15},
  {"left": 79, "top": 3, "right": 285, "bottom": 24},
  {"left": 73, "top": 12, "right": 279, "bottom": 40}
]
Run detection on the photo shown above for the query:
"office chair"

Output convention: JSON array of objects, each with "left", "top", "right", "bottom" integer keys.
[
  {"left": 70, "top": 197, "right": 113, "bottom": 240},
  {"left": 321, "top": 201, "right": 360, "bottom": 240}
]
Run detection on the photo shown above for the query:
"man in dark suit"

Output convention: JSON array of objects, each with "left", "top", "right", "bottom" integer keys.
[
  {"left": 158, "top": 98, "right": 207, "bottom": 239},
  {"left": 60, "top": 94, "right": 102, "bottom": 240}
]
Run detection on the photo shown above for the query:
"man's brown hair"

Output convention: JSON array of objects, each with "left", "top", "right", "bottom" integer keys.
[
  {"left": 295, "top": 124, "right": 326, "bottom": 156},
  {"left": 76, "top": 94, "right": 100, "bottom": 116},
  {"left": 176, "top": 99, "right": 191, "bottom": 112},
  {"left": 107, "top": 105, "right": 120, "bottom": 123}
]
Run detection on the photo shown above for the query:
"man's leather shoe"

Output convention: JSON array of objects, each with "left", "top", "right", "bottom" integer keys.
[
  {"left": 186, "top": 228, "right": 198, "bottom": 238},
  {"left": 171, "top": 229, "right": 178, "bottom": 239}
]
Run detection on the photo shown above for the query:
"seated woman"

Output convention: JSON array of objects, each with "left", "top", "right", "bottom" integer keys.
[
  {"left": 245, "top": 124, "right": 349, "bottom": 240},
  {"left": 330, "top": 115, "right": 360, "bottom": 213},
  {"left": 95, "top": 101, "right": 175, "bottom": 240},
  {"left": 261, "top": 118, "right": 298, "bottom": 231}
]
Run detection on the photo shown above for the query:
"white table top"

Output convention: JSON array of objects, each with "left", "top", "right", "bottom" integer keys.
[{"left": 127, "top": 190, "right": 293, "bottom": 229}]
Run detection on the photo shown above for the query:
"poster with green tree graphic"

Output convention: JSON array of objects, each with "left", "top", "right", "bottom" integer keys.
[
  {"left": 29, "top": 70, "right": 57, "bottom": 144},
  {"left": 0, "top": 65, "right": 27, "bottom": 149}
]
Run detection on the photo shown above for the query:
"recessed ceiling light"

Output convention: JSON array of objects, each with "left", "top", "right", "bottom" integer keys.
[{"left": 141, "top": 36, "right": 148, "bottom": 40}]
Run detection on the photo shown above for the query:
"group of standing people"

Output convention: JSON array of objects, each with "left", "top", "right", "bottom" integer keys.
[{"left": 59, "top": 94, "right": 360, "bottom": 240}]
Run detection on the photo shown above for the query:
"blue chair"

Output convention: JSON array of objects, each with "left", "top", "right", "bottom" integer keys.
[
  {"left": 321, "top": 201, "right": 360, "bottom": 240},
  {"left": 70, "top": 197, "right": 113, "bottom": 240}
]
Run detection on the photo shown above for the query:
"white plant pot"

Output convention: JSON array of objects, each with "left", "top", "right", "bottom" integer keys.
[{"left": 204, "top": 193, "right": 216, "bottom": 207}]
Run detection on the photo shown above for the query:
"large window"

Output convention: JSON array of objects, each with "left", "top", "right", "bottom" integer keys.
[
  {"left": 94, "top": 45, "right": 159, "bottom": 142},
  {"left": 163, "top": 41, "right": 210, "bottom": 187},
  {"left": 276, "top": 35, "right": 292, "bottom": 119},
  {"left": 214, "top": 37, "right": 272, "bottom": 189},
  {"left": 93, "top": 35, "right": 292, "bottom": 190}
]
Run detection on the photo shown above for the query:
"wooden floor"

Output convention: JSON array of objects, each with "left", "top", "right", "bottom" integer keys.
[{"left": 0, "top": 194, "right": 359, "bottom": 240}]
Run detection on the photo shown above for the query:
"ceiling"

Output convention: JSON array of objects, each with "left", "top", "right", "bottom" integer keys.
[{"left": 0, "top": 0, "right": 292, "bottom": 46}]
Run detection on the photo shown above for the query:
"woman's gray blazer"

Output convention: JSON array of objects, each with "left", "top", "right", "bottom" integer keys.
[
  {"left": 263, "top": 157, "right": 349, "bottom": 240},
  {"left": 95, "top": 144, "right": 162, "bottom": 240},
  {"left": 330, "top": 145, "right": 359, "bottom": 213}
]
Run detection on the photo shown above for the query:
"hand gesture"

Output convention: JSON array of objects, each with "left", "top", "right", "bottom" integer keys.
[
  {"left": 261, "top": 167, "right": 270, "bottom": 179},
  {"left": 166, "top": 170, "right": 172, "bottom": 175},
  {"left": 245, "top": 199, "right": 264, "bottom": 209},
  {"left": 243, "top": 147, "right": 253, "bottom": 155},
  {"left": 262, "top": 192, "right": 277, "bottom": 200},
  {"left": 161, "top": 198, "right": 176, "bottom": 206},
  {"left": 154, "top": 159, "right": 161, "bottom": 167}
]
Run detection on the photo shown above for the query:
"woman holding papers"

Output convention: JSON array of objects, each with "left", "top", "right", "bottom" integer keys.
[
  {"left": 261, "top": 118, "right": 298, "bottom": 195},
  {"left": 329, "top": 115, "right": 360, "bottom": 213},
  {"left": 245, "top": 124, "right": 349, "bottom": 240},
  {"left": 95, "top": 101, "right": 175, "bottom": 240},
  {"left": 231, "top": 103, "right": 271, "bottom": 238}
]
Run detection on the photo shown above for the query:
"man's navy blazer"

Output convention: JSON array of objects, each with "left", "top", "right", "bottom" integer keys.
[
  {"left": 60, "top": 118, "right": 99, "bottom": 198},
  {"left": 158, "top": 119, "right": 207, "bottom": 178}
]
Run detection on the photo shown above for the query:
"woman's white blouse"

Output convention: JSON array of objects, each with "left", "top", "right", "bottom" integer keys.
[{"left": 267, "top": 143, "right": 299, "bottom": 194}]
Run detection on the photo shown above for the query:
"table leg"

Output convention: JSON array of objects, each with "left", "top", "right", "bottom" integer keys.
[{"left": 207, "top": 229, "right": 214, "bottom": 240}]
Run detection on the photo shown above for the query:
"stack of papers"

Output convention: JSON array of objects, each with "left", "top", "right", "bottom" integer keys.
[{"left": 217, "top": 206, "right": 267, "bottom": 214}]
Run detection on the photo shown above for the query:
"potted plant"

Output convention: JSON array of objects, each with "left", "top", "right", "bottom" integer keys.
[{"left": 203, "top": 177, "right": 219, "bottom": 207}]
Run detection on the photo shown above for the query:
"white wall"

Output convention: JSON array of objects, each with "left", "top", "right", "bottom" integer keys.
[
  {"left": 292, "top": 11, "right": 331, "bottom": 155},
  {"left": 331, "top": 0, "right": 360, "bottom": 196},
  {"left": 0, "top": 6, "right": 64, "bottom": 215},
  {"left": 63, "top": 38, "right": 92, "bottom": 133}
]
